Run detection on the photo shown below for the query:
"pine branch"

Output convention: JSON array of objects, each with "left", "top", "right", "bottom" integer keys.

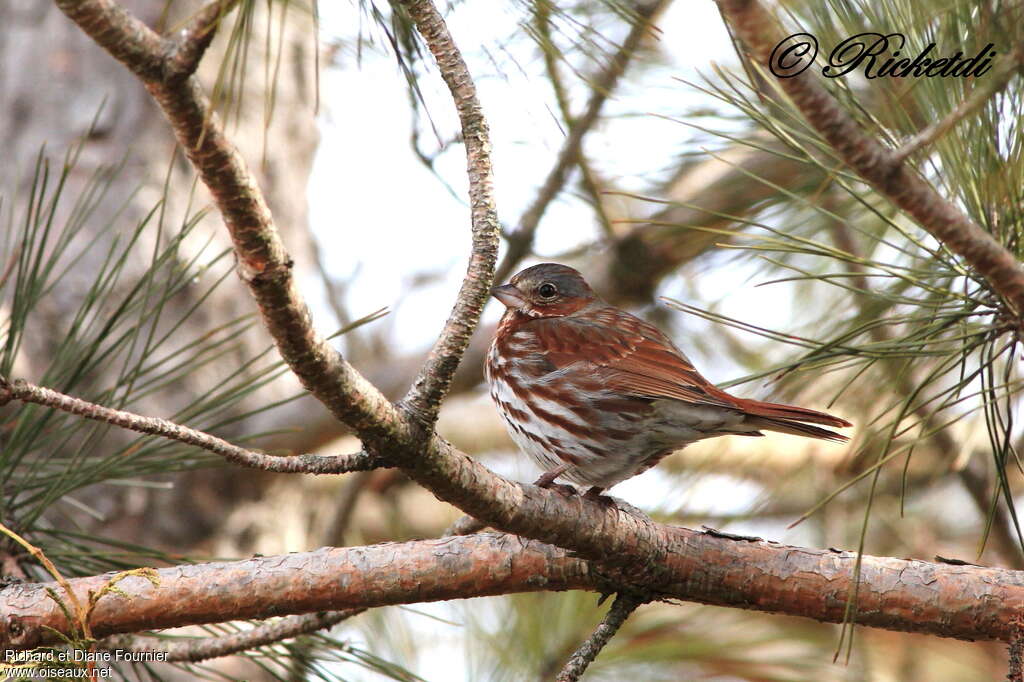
[
  {"left": 555, "top": 593, "right": 645, "bottom": 682},
  {"left": 716, "top": 0, "right": 1024, "bottom": 317},
  {"left": 893, "top": 48, "right": 1024, "bottom": 163},
  {"left": 396, "top": 0, "right": 500, "bottom": 426},
  {"left": 7, "top": 530, "right": 1024, "bottom": 650},
  {"left": 102, "top": 609, "right": 364, "bottom": 663},
  {"left": 826, "top": 217, "right": 1024, "bottom": 567},
  {"left": 165, "top": 0, "right": 244, "bottom": 79},
  {"left": 0, "top": 378, "right": 383, "bottom": 474}
]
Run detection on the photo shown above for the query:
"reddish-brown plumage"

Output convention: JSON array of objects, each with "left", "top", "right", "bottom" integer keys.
[{"left": 485, "top": 263, "right": 851, "bottom": 497}]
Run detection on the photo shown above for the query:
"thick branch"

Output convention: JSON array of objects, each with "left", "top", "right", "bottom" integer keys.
[
  {"left": 1011, "top": 628, "right": 1024, "bottom": 682},
  {"left": 397, "top": 0, "right": 500, "bottom": 426},
  {"left": 54, "top": 0, "right": 167, "bottom": 81},
  {"left": 6, "top": 531, "right": 1024, "bottom": 649},
  {"left": 0, "top": 378, "right": 383, "bottom": 474},
  {"left": 717, "top": 0, "right": 1024, "bottom": 315}
]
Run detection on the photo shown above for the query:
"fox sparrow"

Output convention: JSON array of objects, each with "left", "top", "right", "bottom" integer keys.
[{"left": 485, "top": 263, "right": 851, "bottom": 499}]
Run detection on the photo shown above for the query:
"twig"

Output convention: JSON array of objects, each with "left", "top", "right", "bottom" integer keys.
[
  {"left": 893, "top": 48, "right": 1024, "bottom": 163},
  {"left": 555, "top": 592, "right": 645, "bottom": 682},
  {"left": 396, "top": 0, "right": 501, "bottom": 427},
  {"left": 102, "top": 609, "right": 363, "bottom": 662},
  {"left": 443, "top": 514, "right": 487, "bottom": 536},
  {"left": 0, "top": 378, "right": 383, "bottom": 474},
  {"left": 717, "top": 0, "right": 1024, "bottom": 317},
  {"left": 166, "top": 0, "right": 244, "bottom": 79},
  {"left": 494, "top": 0, "right": 670, "bottom": 284}
]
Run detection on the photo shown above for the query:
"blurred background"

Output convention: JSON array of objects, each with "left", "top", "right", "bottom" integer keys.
[{"left": 2, "top": 0, "right": 1022, "bottom": 679}]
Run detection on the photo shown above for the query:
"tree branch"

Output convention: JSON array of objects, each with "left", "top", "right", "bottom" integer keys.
[
  {"left": 102, "top": 609, "right": 364, "bottom": 663},
  {"left": 716, "top": 0, "right": 1024, "bottom": 316},
  {"left": 602, "top": 134, "right": 828, "bottom": 302},
  {"left": 55, "top": 0, "right": 167, "bottom": 82},
  {"left": 555, "top": 592, "right": 644, "bottom": 682},
  {"left": 7, "top": 531, "right": 1024, "bottom": 650},
  {"left": 396, "top": 0, "right": 500, "bottom": 426},
  {"left": 893, "top": 48, "right": 1024, "bottom": 163},
  {"left": 165, "top": 0, "right": 243, "bottom": 80},
  {"left": 0, "top": 378, "right": 384, "bottom": 475}
]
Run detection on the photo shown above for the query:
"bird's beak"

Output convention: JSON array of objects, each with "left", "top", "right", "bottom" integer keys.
[{"left": 490, "top": 284, "right": 526, "bottom": 309}]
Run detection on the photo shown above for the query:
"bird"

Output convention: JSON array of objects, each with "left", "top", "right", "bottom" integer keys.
[{"left": 485, "top": 262, "right": 851, "bottom": 500}]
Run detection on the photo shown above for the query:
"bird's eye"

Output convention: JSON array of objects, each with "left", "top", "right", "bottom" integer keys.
[{"left": 538, "top": 282, "right": 558, "bottom": 299}]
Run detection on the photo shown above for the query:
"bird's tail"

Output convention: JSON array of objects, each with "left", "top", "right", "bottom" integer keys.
[{"left": 738, "top": 398, "right": 851, "bottom": 442}]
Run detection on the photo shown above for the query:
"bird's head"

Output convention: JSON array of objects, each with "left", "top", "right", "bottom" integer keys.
[{"left": 491, "top": 263, "right": 596, "bottom": 318}]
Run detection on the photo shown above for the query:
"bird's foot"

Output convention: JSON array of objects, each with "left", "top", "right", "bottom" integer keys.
[
  {"left": 583, "top": 486, "right": 614, "bottom": 505},
  {"left": 583, "top": 487, "right": 649, "bottom": 520}
]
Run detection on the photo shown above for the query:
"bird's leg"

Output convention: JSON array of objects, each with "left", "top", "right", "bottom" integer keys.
[
  {"left": 534, "top": 463, "right": 569, "bottom": 487},
  {"left": 534, "top": 464, "right": 577, "bottom": 497}
]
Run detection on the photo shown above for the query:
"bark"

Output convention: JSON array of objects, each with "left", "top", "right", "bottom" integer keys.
[{"left": 5, "top": 530, "right": 1024, "bottom": 649}]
